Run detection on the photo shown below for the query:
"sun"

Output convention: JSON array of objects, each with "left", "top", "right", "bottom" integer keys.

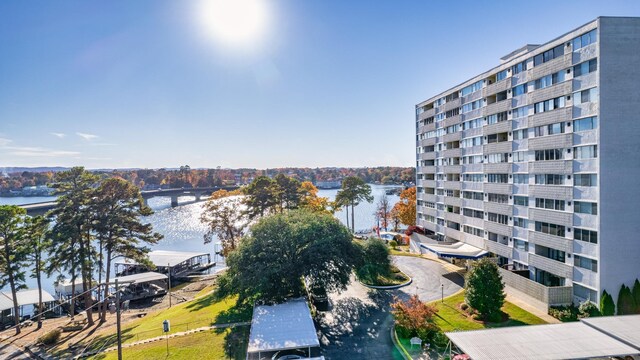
[{"left": 198, "top": 0, "right": 270, "bottom": 48}]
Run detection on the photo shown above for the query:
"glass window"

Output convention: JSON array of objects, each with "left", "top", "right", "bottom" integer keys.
[
  {"left": 574, "top": 255, "right": 598, "bottom": 272},
  {"left": 461, "top": 80, "right": 484, "bottom": 96},
  {"left": 487, "top": 153, "right": 509, "bottom": 163},
  {"left": 462, "top": 117, "right": 483, "bottom": 130},
  {"left": 535, "top": 174, "right": 564, "bottom": 185},
  {"left": 574, "top": 145, "right": 597, "bottom": 159},
  {"left": 513, "top": 174, "right": 528, "bottom": 184},
  {"left": 512, "top": 106, "right": 528, "bottom": 118},
  {"left": 513, "top": 151, "right": 527, "bottom": 162},
  {"left": 534, "top": 44, "right": 564, "bottom": 66},
  {"left": 575, "top": 201, "right": 598, "bottom": 215},
  {"left": 496, "top": 70, "right": 508, "bottom": 81},
  {"left": 513, "top": 129, "right": 528, "bottom": 140},
  {"left": 514, "top": 196, "right": 529, "bottom": 206},
  {"left": 574, "top": 174, "right": 597, "bottom": 187},
  {"left": 487, "top": 212, "right": 509, "bottom": 224},
  {"left": 574, "top": 228, "right": 598, "bottom": 244},
  {"left": 513, "top": 84, "right": 527, "bottom": 96},
  {"left": 514, "top": 217, "right": 528, "bottom": 228},
  {"left": 534, "top": 122, "right": 565, "bottom": 137},
  {"left": 574, "top": 117, "right": 598, "bottom": 132},
  {"left": 573, "top": 29, "right": 597, "bottom": 50},
  {"left": 487, "top": 174, "right": 509, "bottom": 183},
  {"left": 535, "top": 198, "right": 566, "bottom": 211},
  {"left": 513, "top": 239, "right": 529, "bottom": 251},
  {"left": 535, "top": 149, "right": 563, "bottom": 161},
  {"left": 487, "top": 193, "right": 509, "bottom": 203},
  {"left": 574, "top": 59, "right": 598, "bottom": 77},
  {"left": 534, "top": 96, "right": 566, "bottom": 114},
  {"left": 512, "top": 61, "right": 527, "bottom": 74},
  {"left": 535, "top": 221, "right": 566, "bottom": 237}
]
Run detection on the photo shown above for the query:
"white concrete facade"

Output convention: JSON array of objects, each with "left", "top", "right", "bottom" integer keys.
[{"left": 415, "top": 17, "right": 640, "bottom": 305}]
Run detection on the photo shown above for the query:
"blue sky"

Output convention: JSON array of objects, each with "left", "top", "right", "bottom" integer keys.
[{"left": 1, "top": 1, "right": 639, "bottom": 169}]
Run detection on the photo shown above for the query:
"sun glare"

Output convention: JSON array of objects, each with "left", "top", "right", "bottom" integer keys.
[{"left": 198, "top": 0, "right": 270, "bottom": 48}]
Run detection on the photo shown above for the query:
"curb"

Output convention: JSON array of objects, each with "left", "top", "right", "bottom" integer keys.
[
  {"left": 390, "top": 325, "right": 412, "bottom": 360},
  {"left": 360, "top": 273, "right": 413, "bottom": 290}
]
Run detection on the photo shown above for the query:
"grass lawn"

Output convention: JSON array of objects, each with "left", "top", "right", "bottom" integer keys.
[
  {"left": 88, "top": 327, "right": 249, "bottom": 360},
  {"left": 49, "top": 293, "right": 252, "bottom": 357},
  {"left": 429, "top": 291, "right": 546, "bottom": 332}
]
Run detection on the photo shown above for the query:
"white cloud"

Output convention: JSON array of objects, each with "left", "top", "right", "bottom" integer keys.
[
  {"left": 0, "top": 137, "right": 12, "bottom": 146},
  {"left": 6, "top": 146, "right": 80, "bottom": 157},
  {"left": 51, "top": 132, "right": 66, "bottom": 138},
  {"left": 76, "top": 132, "right": 99, "bottom": 140}
]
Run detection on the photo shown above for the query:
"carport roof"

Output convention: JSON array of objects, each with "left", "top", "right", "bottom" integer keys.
[{"left": 247, "top": 298, "right": 319, "bottom": 353}]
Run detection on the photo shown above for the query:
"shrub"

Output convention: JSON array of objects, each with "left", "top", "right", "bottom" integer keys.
[
  {"left": 600, "top": 290, "right": 615, "bottom": 316},
  {"left": 460, "top": 303, "right": 469, "bottom": 311},
  {"left": 548, "top": 305, "right": 578, "bottom": 322},
  {"left": 464, "top": 258, "right": 505, "bottom": 320},
  {"left": 389, "top": 240, "right": 398, "bottom": 249},
  {"left": 578, "top": 300, "right": 600, "bottom": 318},
  {"left": 38, "top": 329, "right": 61, "bottom": 346},
  {"left": 357, "top": 238, "right": 391, "bottom": 284},
  {"left": 404, "top": 225, "right": 425, "bottom": 236},
  {"left": 632, "top": 279, "right": 640, "bottom": 313},
  {"left": 391, "top": 295, "right": 438, "bottom": 341}
]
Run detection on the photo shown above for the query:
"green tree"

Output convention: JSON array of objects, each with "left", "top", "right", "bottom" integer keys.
[
  {"left": 48, "top": 167, "right": 99, "bottom": 325},
  {"left": 273, "top": 174, "right": 301, "bottom": 212},
  {"left": 92, "top": 178, "right": 162, "bottom": 322},
  {"left": 600, "top": 290, "right": 615, "bottom": 316},
  {"left": 242, "top": 176, "right": 278, "bottom": 219},
  {"left": 356, "top": 238, "right": 391, "bottom": 284},
  {"left": 200, "top": 189, "right": 247, "bottom": 256},
  {"left": 633, "top": 279, "right": 640, "bottom": 314},
  {"left": 219, "top": 210, "right": 360, "bottom": 303},
  {"left": 617, "top": 284, "right": 636, "bottom": 315},
  {"left": 336, "top": 176, "right": 373, "bottom": 233},
  {"left": 465, "top": 258, "right": 505, "bottom": 321},
  {"left": 0, "top": 205, "right": 28, "bottom": 334},
  {"left": 24, "top": 215, "right": 51, "bottom": 329}
]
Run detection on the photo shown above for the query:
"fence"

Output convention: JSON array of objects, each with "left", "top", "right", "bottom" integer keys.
[{"left": 499, "top": 268, "right": 573, "bottom": 307}]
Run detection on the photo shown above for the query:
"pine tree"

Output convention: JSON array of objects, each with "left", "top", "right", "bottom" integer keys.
[
  {"left": 24, "top": 215, "right": 51, "bottom": 329},
  {"left": 465, "top": 258, "right": 505, "bottom": 321},
  {"left": 600, "top": 290, "right": 615, "bottom": 316},
  {"left": 617, "top": 284, "right": 636, "bottom": 315},
  {"left": 0, "top": 205, "right": 28, "bottom": 334},
  {"left": 632, "top": 279, "right": 640, "bottom": 314}
]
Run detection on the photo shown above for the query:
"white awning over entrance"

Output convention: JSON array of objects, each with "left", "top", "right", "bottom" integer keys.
[{"left": 419, "top": 242, "right": 489, "bottom": 260}]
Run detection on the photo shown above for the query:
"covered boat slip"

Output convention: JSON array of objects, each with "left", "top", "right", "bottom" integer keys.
[
  {"left": 0, "top": 289, "right": 56, "bottom": 326},
  {"left": 114, "top": 250, "right": 213, "bottom": 279},
  {"left": 446, "top": 315, "right": 640, "bottom": 360},
  {"left": 55, "top": 272, "right": 168, "bottom": 303},
  {"left": 247, "top": 298, "right": 324, "bottom": 360}
]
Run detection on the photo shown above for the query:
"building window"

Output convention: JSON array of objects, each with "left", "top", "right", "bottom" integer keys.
[
  {"left": 574, "top": 228, "right": 598, "bottom": 244},
  {"left": 512, "top": 84, "right": 528, "bottom": 96},
  {"left": 573, "top": 58, "right": 598, "bottom": 77},
  {"left": 535, "top": 198, "right": 565, "bottom": 211},
  {"left": 513, "top": 129, "right": 528, "bottom": 140},
  {"left": 574, "top": 255, "right": 598, "bottom": 272},
  {"left": 534, "top": 122, "right": 565, "bottom": 137},
  {"left": 534, "top": 149, "right": 563, "bottom": 161},
  {"left": 487, "top": 153, "right": 509, "bottom": 163},
  {"left": 463, "top": 174, "right": 483, "bottom": 182},
  {"left": 487, "top": 212, "right": 509, "bottom": 225},
  {"left": 463, "top": 191, "right": 484, "bottom": 201},
  {"left": 463, "top": 225, "right": 484, "bottom": 237},
  {"left": 487, "top": 174, "right": 509, "bottom": 183},
  {"left": 534, "top": 71, "right": 566, "bottom": 90},
  {"left": 486, "top": 111, "right": 508, "bottom": 124},
  {"left": 463, "top": 208, "right": 484, "bottom": 219},
  {"left": 461, "top": 136, "right": 483, "bottom": 148},
  {"left": 514, "top": 196, "right": 529, "bottom": 206},
  {"left": 573, "top": 29, "right": 597, "bottom": 50},
  {"left": 574, "top": 145, "right": 597, "bottom": 159},
  {"left": 534, "top": 174, "right": 564, "bottom": 185},
  {"left": 496, "top": 70, "right": 508, "bottom": 81},
  {"left": 534, "top": 96, "right": 566, "bottom": 113},
  {"left": 512, "top": 61, "right": 527, "bottom": 74},
  {"left": 446, "top": 221, "right": 460, "bottom": 230},
  {"left": 513, "top": 217, "right": 528, "bottom": 228},
  {"left": 512, "top": 151, "right": 527, "bottom": 163},
  {"left": 573, "top": 87, "right": 598, "bottom": 105},
  {"left": 461, "top": 80, "right": 484, "bottom": 96},
  {"left": 574, "top": 201, "right": 598, "bottom": 215},
  {"left": 513, "top": 239, "right": 529, "bottom": 251},
  {"left": 535, "top": 221, "right": 566, "bottom": 237},
  {"left": 574, "top": 283, "right": 598, "bottom": 302},
  {"left": 573, "top": 116, "right": 598, "bottom": 132},
  {"left": 513, "top": 174, "right": 528, "bottom": 184},
  {"left": 462, "top": 117, "right": 483, "bottom": 130},
  {"left": 462, "top": 99, "right": 484, "bottom": 113},
  {"left": 574, "top": 174, "right": 597, "bottom": 187},
  {"left": 487, "top": 193, "right": 509, "bottom": 203},
  {"left": 512, "top": 106, "right": 528, "bottom": 118},
  {"left": 533, "top": 44, "right": 564, "bottom": 66},
  {"left": 462, "top": 155, "right": 483, "bottom": 164}
]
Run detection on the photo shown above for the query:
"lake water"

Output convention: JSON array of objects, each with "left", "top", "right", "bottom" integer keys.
[{"left": 0, "top": 184, "right": 402, "bottom": 294}]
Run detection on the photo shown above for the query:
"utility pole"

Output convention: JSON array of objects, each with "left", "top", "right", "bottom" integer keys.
[{"left": 116, "top": 278, "right": 123, "bottom": 360}]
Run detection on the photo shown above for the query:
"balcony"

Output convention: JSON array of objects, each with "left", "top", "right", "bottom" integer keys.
[
  {"left": 573, "top": 267, "right": 598, "bottom": 289},
  {"left": 442, "top": 148, "right": 461, "bottom": 158},
  {"left": 528, "top": 230, "right": 572, "bottom": 253},
  {"left": 444, "top": 196, "right": 462, "bottom": 207},
  {"left": 529, "top": 81, "right": 572, "bottom": 104},
  {"left": 485, "top": 99, "right": 511, "bottom": 115},
  {"left": 442, "top": 132, "right": 461, "bottom": 143},
  {"left": 484, "top": 221, "right": 512, "bottom": 237},
  {"left": 443, "top": 115, "right": 461, "bottom": 128},
  {"left": 484, "top": 79, "right": 511, "bottom": 96},
  {"left": 529, "top": 160, "right": 572, "bottom": 174},
  {"left": 529, "top": 253, "right": 573, "bottom": 279},
  {"left": 529, "top": 107, "right": 571, "bottom": 128},
  {"left": 484, "top": 202, "right": 512, "bottom": 215},
  {"left": 418, "top": 107, "right": 436, "bottom": 120},
  {"left": 528, "top": 185, "right": 572, "bottom": 200},
  {"left": 484, "top": 183, "right": 512, "bottom": 194},
  {"left": 443, "top": 97, "right": 461, "bottom": 112},
  {"left": 485, "top": 239, "right": 512, "bottom": 258},
  {"left": 528, "top": 208, "right": 572, "bottom": 227},
  {"left": 529, "top": 53, "right": 572, "bottom": 79},
  {"left": 483, "top": 120, "right": 512, "bottom": 135},
  {"left": 483, "top": 162, "right": 511, "bottom": 173},
  {"left": 484, "top": 141, "right": 512, "bottom": 154},
  {"left": 498, "top": 267, "right": 573, "bottom": 306},
  {"left": 443, "top": 181, "right": 461, "bottom": 191},
  {"left": 573, "top": 102, "right": 599, "bottom": 123},
  {"left": 528, "top": 133, "right": 573, "bottom": 151}
]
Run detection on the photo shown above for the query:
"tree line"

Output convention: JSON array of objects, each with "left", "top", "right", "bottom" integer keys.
[
  {"left": 0, "top": 166, "right": 415, "bottom": 194},
  {"left": 0, "top": 167, "right": 161, "bottom": 334}
]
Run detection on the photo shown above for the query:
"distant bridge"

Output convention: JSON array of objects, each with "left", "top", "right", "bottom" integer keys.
[{"left": 18, "top": 186, "right": 239, "bottom": 216}]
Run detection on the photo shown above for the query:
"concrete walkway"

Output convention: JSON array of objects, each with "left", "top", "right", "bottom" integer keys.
[
  {"left": 75, "top": 321, "right": 251, "bottom": 359},
  {"left": 504, "top": 286, "right": 561, "bottom": 324},
  {"left": 392, "top": 256, "right": 464, "bottom": 303}
]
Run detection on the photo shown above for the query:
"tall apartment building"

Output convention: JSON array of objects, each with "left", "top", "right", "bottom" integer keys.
[{"left": 415, "top": 17, "right": 640, "bottom": 307}]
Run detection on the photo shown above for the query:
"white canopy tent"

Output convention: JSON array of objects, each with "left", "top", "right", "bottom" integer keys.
[{"left": 446, "top": 318, "right": 640, "bottom": 360}]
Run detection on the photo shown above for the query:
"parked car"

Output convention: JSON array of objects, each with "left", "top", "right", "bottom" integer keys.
[{"left": 271, "top": 349, "right": 307, "bottom": 360}]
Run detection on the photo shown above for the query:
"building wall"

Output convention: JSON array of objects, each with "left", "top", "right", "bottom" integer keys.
[{"left": 598, "top": 17, "right": 640, "bottom": 304}]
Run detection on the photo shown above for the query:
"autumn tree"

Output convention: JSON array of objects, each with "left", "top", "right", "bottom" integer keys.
[
  {"left": 389, "top": 206, "right": 402, "bottom": 232},
  {"left": 24, "top": 215, "right": 51, "bottom": 329},
  {"left": 92, "top": 178, "right": 162, "bottom": 322},
  {"left": 391, "top": 294, "right": 438, "bottom": 340},
  {"left": 336, "top": 176, "right": 373, "bottom": 233},
  {"left": 298, "top": 181, "right": 331, "bottom": 214},
  {"left": 465, "top": 258, "right": 505, "bottom": 321},
  {"left": 200, "top": 189, "right": 248, "bottom": 256},
  {"left": 48, "top": 167, "right": 99, "bottom": 325},
  {"left": 0, "top": 205, "right": 28, "bottom": 334},
  {"left": 392, "top": 187, "right": 416, "bottom": 227}
]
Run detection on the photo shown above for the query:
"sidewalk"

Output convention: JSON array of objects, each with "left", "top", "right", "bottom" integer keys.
[
  {"left": 504, "top": 286, "right": 560, "bottom": 324},
  {"left": 75, "top": 321, "right": 251, "bottom": 359}
]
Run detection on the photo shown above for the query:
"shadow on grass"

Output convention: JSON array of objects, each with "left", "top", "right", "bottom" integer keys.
[
  {"left": 50, "top": 326, "right": 138, "bottom": 359},
  {"left": 214, "top": 326, "right": 250, "bottom": 360}
]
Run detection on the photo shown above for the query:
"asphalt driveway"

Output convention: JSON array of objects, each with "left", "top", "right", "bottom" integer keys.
[{"left": 317, "top": 256, "right": 463, "bottom": 360}]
